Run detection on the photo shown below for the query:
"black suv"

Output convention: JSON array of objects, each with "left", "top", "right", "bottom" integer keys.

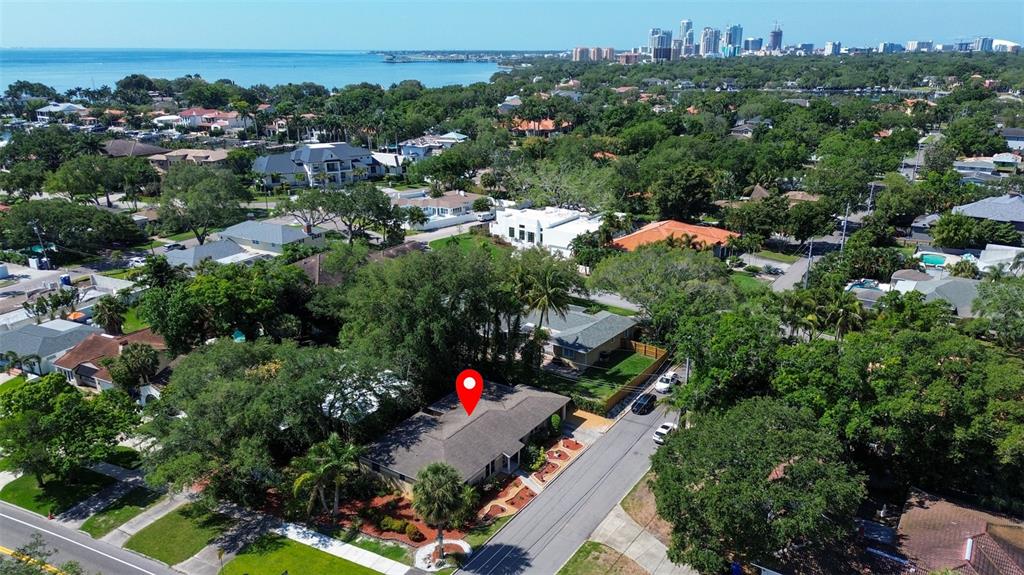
[{"left": 631, "top": 393, "right": 657, "bottom": 415}]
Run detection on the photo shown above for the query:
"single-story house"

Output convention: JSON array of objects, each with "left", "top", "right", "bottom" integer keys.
[
  {"left": 612, "top": 220, "right": 738, "bottom": 258},
  {"left": 893, "top": 276, "right": 980, "bottom": 318},
  {"left": 952, "top": 193, "right": 1024, "bottom": 232},
  {"left": 897, "top": 488, "right": 1024, "bottom": 574},
  {"left": 1002, "top": 127, "right": 1024, "bottom": 151},
  {"left": 362, "top": 383, "right": 570, "bottom": 493},
  {"left": 216, "top": 221, "right": 325, "bottom": 255},
  {"left": 393, "top": 190, "right": 489, "bottom": 231},
  {"left": 53, "top": 329, "right": 168, "bottom": 404},
  {"left": 523, "top": 305, "right": 637, "bottom": 368},
  {"left": 490, "top": 207, "right": 602, "bottom": 258},
  {"left": 164, "top": 239, "right": 269, "bottom": 269},
  {"left": 0, "top": 319, "right": 102, "bottom": 375}
]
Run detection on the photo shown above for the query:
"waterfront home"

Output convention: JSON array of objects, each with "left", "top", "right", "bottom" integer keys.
[
  {"left": 252, "top": 142, "right": 375, "bottom": 188},
  {"left": 177, "top": 107, "right": 251, "bottom": 131},
  {"left": 35, "top": 102, "right": 87, "bottom": 123},
  {"left": 362, "top": 382, "right": 570, "bottom": 493},
  {"left": 102, "top": 139, "right": 170, "bottom": 158},
  {"left": 490, "top": 207, "right": 602, "bottom": 258},
  {"left": 148, "top": 148, "right": 229, "bottom": 174}
]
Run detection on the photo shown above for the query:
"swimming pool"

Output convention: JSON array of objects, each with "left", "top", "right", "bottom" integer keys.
[{"left": 921, "top": 254, "right": 946, "bottom": 266}]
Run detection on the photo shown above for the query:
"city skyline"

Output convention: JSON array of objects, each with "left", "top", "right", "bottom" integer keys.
[{"left": 0, "top": 0, "right": 1021, "bottom": 51}]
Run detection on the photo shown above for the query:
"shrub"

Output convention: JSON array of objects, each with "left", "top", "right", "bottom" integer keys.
[
  {"left": 570, "top": 393, "right": 607, "bottom": 416},
  {"left": 726, "top": 255, "right": 744, "bottom": 268},
  {"left": 342, "top": 519, "right": 362, "bottom": 542},
  {"left": 525, "top": 443, "right": 547, "bottom": 472},
  {"left": 380, "top": 516, "right": 408, "bottom": 533},
  {"left": 743, "top": 264, "right": 762, "bottom": 274},
  {"left": 550, "top": 413, "right": 561, "bottom": 436},
  {"left": 405, "top": 523, "right": 425, "bottom": 542}
]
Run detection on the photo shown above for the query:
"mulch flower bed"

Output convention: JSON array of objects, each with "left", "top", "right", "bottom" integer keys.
[
  {"left": 482, "top": 504, "right": 507, "bottom": 520},
  {"left": 546, "top": 449, "right": 569, "bottom": 461},
  {"left": 533, "top": 462, "right": 560, "bottom": 483},
  {"left": 336, "top": 494, "right": 466, "bottom": 547},
  {"left": 505, "top": 486, "right": 536, "bottom": 509},
  {"left": 431, "top": 543, "right": 466, "bottom": 562},
  {"left": 562, "top": 438, "right": 583, "bottom": 451}
]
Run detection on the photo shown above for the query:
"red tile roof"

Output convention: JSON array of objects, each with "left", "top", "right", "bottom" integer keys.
[
  {"left": 613, "top": 220, "right": 738, "bottom": 251},
  {"left": 54, "top": 329, "right": 166, "bottom": 382},
  {"left": 512, "top": 118, "right": 571, "bottom": 132}
]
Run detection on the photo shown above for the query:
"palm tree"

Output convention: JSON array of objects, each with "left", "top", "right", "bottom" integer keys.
[
  {"left": 514, "top": 249, "right": 582, "bottom": 333},
  {"left": 292, "top": 434, "right": 363, "bottom": 517},
  {"left": 1010, "top": 252, "right": 1024, "bottom": 277},
  {"left": 4, "top": 351, "right": 41, "bottom": 374},
  {"left": 412, "top": 462, "right": 467, "bottom": 561},
  {"left": 818, "top": 291, "right": 864, "bottom": 342},
  {"left": 983, "top": 263, "right": 1009, "bottom": 282},
  {"left": 91, "top": 295, "right": 127, "bottom": 335},
  {"left": 405, "top": 206, "right": 428, "bottom": 228}
]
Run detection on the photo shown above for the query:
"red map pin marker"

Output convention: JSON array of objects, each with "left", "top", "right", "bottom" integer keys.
[{"left": 456, "top": 369, "right": 483, "bottom": 416}]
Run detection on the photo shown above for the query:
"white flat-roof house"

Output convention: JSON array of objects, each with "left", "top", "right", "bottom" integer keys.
[
  {"left": 490, "top": 207, "right": 603, "bottom": 258},
  {"left": 392, "top": 190, "right": 490, "bottom": 231},
  {"left": 398, "top": 131, "right": 469, "bottom": 161}
]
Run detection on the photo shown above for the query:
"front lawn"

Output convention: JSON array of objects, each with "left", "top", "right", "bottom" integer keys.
[
  {"left": 558, "top": 541, "right": 646, "bottom": 575},
  {"left": 100, "top": 268, "right": 137, "bottom": 281},
  {"left": 538, "top": 350, "right": 655, "bottom": 402},
  {"left": 428, "top": 233, "right": 509, "bottom": 259},
  {"left": 122, "top": 306, "right": 149, "bottom": 334},
  {"left": 81, "top": 487, "right": 162, "bottom": 538},
  {"left": 0, "top": 375, "right": 27, "bottom": 395},
  {"left": 125, "top": 503, "right": 234, "bottom": 566},
  {"left": 0, "top": 469, "right": 115, "bottom": 515},
  {"left": 158, "top": 230, "right": 201, "bottom": 242},
  {"left": 220, "top": 535, "right": 380, "bottom": 575},
  {"left": 465, "top": 514, "right": 512, "bottom": 548},
  {"left": 755, "top": 249, "right": 800, "bottom": 264},
  {"left": 730, "top": 272, "right": 769, "bottom": 295},
  {"left": 348, "top": 536, "right": 412, "bottom": 565}
]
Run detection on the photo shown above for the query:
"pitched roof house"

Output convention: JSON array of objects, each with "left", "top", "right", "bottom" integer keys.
[
  {"left": 363, "top": 383, "right": 570, "bottom": 492},
  {"left": 612, "top": 220, "right": 738, "bottom": 257},
  {"left": 252, "top": 142, "right": 375, "bottom": 188},
  {"left": 53, "top": 329, "right": 168, "bottom": 404},
  {"left": 217, "top": 221, "right": 325, "bottom": 254},
  {"left": 164, "top": 239, "right": 268, "bottom": 269},
  {"left": 0, "top": 319, "right": 102, "bottom": 375},
  {"left": 522, "top": 305, "right": 637, "bottom": 368},
  {"left": 952, "top": 194, "right": 1024, "bottom": 231}
]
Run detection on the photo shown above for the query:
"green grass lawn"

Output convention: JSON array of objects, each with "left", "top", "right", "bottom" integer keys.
[
  {"left": 538, "top": 350, "right": 655, "bottom": 401},
  {"left": 558, "top": 541, "right": 636, "bottom": 575},
  {"left": 100, "top": 268, "right": 137, "bottom": 281},
  {"left": 125, "top": 503, "right": 234, "bottom": 566},
  {"left": 0, "top": 468, "right": 115, "bottom": 515},
  {"left": 567, "top": 296, "right": 636, "bottom": 317},
  {"left": 899, "top": 245, "right": 918, "bottom": 257},
  {"left": 81, "top": 487, "right": 162, "bottom": 538},
  {"left": 122, "top": 306, "right": 149, "bottom": 334},
  {"left": 755, "top": 249, "right": 800, "bottom": 264},
  {"left": 730, "top": 272, "right": 769, "bottom": 295},
  {"left": 220, "top": 535, "right": 380, "bottom": 575},
  {"left": 465, "top": 515, "right": 512, "bottom": 548},
  {"left": 102, "top": 446, "right": 142, "bottom": 470},
  {"left": 131, "top": 240, "right": 167, "bottom": 251},
  {"left": 0, "top": 375, "right": 27, "bottom": 395},
  {"left": 428, "top": 233, "right": 510, "bottom": 259},
  {"left": 349, "top": 536, "right": 412, "bottom": 565},
  {"left": 0, "top": 458, "right": 15, "bottom": 472}
]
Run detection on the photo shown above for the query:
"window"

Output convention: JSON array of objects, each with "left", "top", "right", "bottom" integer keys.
[
  {"left": 508, "top": 227, "right": 514, "bottom": 238},
  {"left": 527, "top": 232, "right": 535, "bottom": 243},
  {"left": 519, "top": 229, "right": 525, "bottom": 241}
]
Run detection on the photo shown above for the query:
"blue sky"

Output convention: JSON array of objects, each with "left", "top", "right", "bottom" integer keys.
[{"left": 1, "top": 0, "right": 1021, "bottom": 51}]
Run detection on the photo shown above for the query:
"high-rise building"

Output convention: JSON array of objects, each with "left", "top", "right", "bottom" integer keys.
[
  {"left": 600, "top": 47, "right": 616, "bottom": 60},
  {"left": 572, "top": 47, "right": 590, "bottom": 62},
  {"left": 724, "top": 24, "right": 744, "bottom": 50},
  {"left": 743, "top": 37, "right": 764, "bottom": 52},
  {"left": 973, "top": 37, "right": 994, "bottom": 52},
  {"left": 671, "top": 38, "right": 684, "bottom": 60},
  {"left": 680, "top": 19, "right": 694, "bottom": 52},
  {"left": 878, "top": 42, "right": 904, "bottom": 54},
  {"left": 824, "top": 41, "right": 842, "bottom": 56},
  {"left": 768, "top": 23, "right": 783, "bottom": 51},
  {"left": 906, "top": 40, "right": 933, "bottom": 52},
  {"left": 700, "top": 27, "right": 721, "bottom": 57},
  {"left": 798, "top": 43, "right": 815, "bottom": 53},
  {"left": 648, "top": 28, "right": 673, "bottom": 62}
]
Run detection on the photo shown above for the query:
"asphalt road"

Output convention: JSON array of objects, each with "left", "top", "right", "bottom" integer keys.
[
  {"left": 460, "top": 378, "right": 678, "bottom": 575},
  {"left": 0, "top": 502, "right": 179, "bottom": 575}
]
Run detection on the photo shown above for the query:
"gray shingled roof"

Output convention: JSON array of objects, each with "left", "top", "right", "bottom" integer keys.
[
  {"left": 218, "top": 221, "right": 323, "bottom": 245},
  {"left": 0, "top": 319, "right": 101, "bottom": 358},
  {"left": 364, "top": 383, "right": 570, "bottom": 482},
  {"left": 952, "top": 194, "right": 1024, "bottom": 225},
  {"left": 913, "top": 277, "right": 981, "bottom": 318},
  {"left": 252, "top": 152, "right": 302, "bottom": 175},
  {"left": 523, "top": 305, "right": 637, "bottom": 352},
  {"left": 103, "top": 139, "right": 170, "bottom": 157},
  {"left": 164, "top": 239, "right": 246, "bottom": 268}
]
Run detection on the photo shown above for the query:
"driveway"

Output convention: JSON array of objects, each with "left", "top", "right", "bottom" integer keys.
[{"left": 460, "top": 380, "right": 679, "bottom": 574}]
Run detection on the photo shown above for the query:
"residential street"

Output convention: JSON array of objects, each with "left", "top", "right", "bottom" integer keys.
[
  {"left": 0, "top": 501, "right": 179, "bottom": 575},
  {"left": 460, "top": 377, "right": 677, "bottom": 575}
]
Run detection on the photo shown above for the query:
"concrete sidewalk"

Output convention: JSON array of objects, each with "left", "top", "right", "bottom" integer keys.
[
  {"left": 175, "top": 504, "right": 278, "bottom": 575},
  {"left": 591, "top": 505, "right": 696, "bottom": 575},
  {"left": 101, "top": 492, "right": 192, "bottom": 546},
  {"left": 57, "top": 477, "right": 147, "bottom": 530},
  {"left": 274, "top": 522, "right": 411, "bottom": 575}
]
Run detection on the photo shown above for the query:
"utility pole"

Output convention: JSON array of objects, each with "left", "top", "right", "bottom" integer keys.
[
  {"left": 840, "top": 202, "right": 850, "bottom": 253},
  {"left": 803, "top": 236, "right": 813, "bottom": 289}
]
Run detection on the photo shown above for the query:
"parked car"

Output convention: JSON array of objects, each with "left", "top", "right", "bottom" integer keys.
[
  {"left": 652, "top": 422, "right": 678, "bottom": 444},
  {"left": 654, "top": 372, "right": 678, "bottom": 393},
  {"left": 163, "top": 243, "right": 185, "bottom": 252},
  {"left": 631, "top": 393, "right": 657, "bottom": 415},
  {"left": 127, "top": 257, "right": 147, "bottom": 268}
]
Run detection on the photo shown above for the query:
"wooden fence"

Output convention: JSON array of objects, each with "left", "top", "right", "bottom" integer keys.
[
  {"left": 624, "top": 340, "right": 668, "bottom": 360},
  {"left": 599, "top": 341, "right": 669, "bottom": 413}
]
